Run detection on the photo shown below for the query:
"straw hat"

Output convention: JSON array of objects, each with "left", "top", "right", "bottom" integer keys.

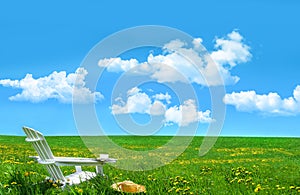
[{"left": 111, "top": 180, "right": 146, "bottom": 193}]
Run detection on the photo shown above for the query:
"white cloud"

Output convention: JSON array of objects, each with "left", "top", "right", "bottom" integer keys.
[
  {"left": 112, "top": 87, "right": 213, "bottom": 126},
  {"left": 153, "top": 92, "right": 171, "bottom": 104},
  {"left": 98, "top": 57, "right": 140, "bottom": 72},
  {"left": 97, "top": 30, "right": 251, "bottom": 86},
  {"left": 165, "top": 99, "right": 214, "bottom": 126},
  {"left": 224, "top": 85, "right": 300, "bottom": 115},
  {"left": 192, "top": 38, "right": 203, "bottom": 49},
  {"left": 0, "top": 68, "right": 103, "bottom": 104},
  {"left": 127, "top": 92, "right": 152, "bottom": 114},
  {"left": 211, "top": 30, "right": 251, "bottom": 68},
  {"left": 150, "top": 100, "right": 166, "bottom": 116},
  {"left": 127, "top": 87, "right": 141, "bottom": 96},
  {"left": 112, "top": 88, "right": 152, "bottom": 114}
]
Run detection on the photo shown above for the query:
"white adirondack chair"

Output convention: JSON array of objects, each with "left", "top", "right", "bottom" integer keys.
[{"left": 23, "top": 126, "right": 117, "bottom": 185}]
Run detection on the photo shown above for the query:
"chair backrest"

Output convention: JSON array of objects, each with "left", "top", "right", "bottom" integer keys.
[{"left": 23, "top": 126, "right": 65, "bottom": 181}]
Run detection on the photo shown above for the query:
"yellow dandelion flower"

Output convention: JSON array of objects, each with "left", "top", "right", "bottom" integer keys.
[
  {"left": 24, "top": 172, "right": 29, "bottom": 177},
  {"left": 11, "top": 182, "right": 17, "bottom": 185},
  {"left": 254, "top": 187, "right": 260, "bottom": 192},
  {"left": 78, "top": 189, "right": 83, "bottom": 193}
]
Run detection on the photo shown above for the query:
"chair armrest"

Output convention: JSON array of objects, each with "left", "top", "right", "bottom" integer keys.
[{"left": 29, "top": 156, "right": 117, "bottom": 166}]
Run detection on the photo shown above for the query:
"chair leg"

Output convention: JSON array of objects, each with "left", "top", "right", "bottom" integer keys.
[
  {"left": 96, "top": 165, "right": 103, "bottom": 175},
  {"left": 75, "top": 166, "right": 82, "bottom": 172}
]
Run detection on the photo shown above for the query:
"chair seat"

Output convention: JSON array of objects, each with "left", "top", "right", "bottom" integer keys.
[{"left": 65, "top": 171, "right": 97, "bottom": 185}]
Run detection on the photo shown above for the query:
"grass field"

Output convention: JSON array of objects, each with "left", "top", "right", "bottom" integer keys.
[{"left": 0, "top": 135, "right": 299, "bottom": 194}]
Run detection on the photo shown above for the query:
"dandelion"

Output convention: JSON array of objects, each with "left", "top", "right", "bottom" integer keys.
[
  {"left": 238, "top": 179, "right": 244, "bottom": 183},
  {"left": 24, "top": 172, "right": 30, "bottom": 177},
  {"left": 78, "top": 188, "right": 83, "bottom": 193},
  {"left": 27, "top": 160, "right": 35, "bottom": 164},
  {"left": 3, "top": 184, "right": 9, "bottom": 188},
  {"left": 254, "top": 184, "right": 261, "bottom": 193},
  {"left": 175, "top": 188, "right": 181, "bottom": 192},
  {"left": 11, "top": 182, "right": 17, "bottom": 185},
  {"left": 254, "top": 187, "right": 260, "bottom": 192}
]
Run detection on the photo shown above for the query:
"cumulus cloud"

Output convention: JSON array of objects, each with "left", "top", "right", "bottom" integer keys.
[
  {"left": 97, "top": 30, "right": 251, "bottom": 86},
  {"left": 165, "top": 99, "right": 214, "bottom": 126},
  {"left": 211, "top": 30, "right": 251, "bottom": 68},
  {"left": 224, "top": 85, "right": 300, "bottom": 115},
  {"left": 153, "top": 92, "right": 171, "bottom": 104},
  {"left": 0, "top": 68, "right": 103, "bottom": 104},
  {"left": 111, "top": 87, "right": 164, "bottom": 115},
  {"left": 111, "top": 87, "right": 213, "bottom": 126},
  {"left": 98, "top": 57, "right": 140, "bottom": 72}
]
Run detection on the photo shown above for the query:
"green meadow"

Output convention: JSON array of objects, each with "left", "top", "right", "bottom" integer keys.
[{"left": 0, "top": 136, "right": 299, "bottom": 194}]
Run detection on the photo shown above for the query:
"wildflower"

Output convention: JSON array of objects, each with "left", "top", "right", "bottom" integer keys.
[
  {"left": 254, "top": 184, "right": 261, "bottom": 193},
  {"left": 175, "top": 188, "right": 181, "bottom": 192},
  {"left": 3, "top": 184, "right": 9, "bottom": 188},
  {"left": 24, "top": 172, "right": 30, "bottom": 177},
  {"left": 11, "top": 182, "right": 17, "bottom": 185},
  {"left": 27, "top": 160, "right": 35, "bottom": 164},
  {"left": 254, "top": 187, "right": 260, "bottom": 192},
  {"left": 289, "top": 186, "right": 295, "bottom": 189},
  {"left": 78, "top": 188, "right": 83, "bottom": 193}
]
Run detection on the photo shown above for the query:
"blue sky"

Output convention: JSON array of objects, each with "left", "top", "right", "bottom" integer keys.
[{"left": 0, "top": 1, "right": 300, "bottom": 136}]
